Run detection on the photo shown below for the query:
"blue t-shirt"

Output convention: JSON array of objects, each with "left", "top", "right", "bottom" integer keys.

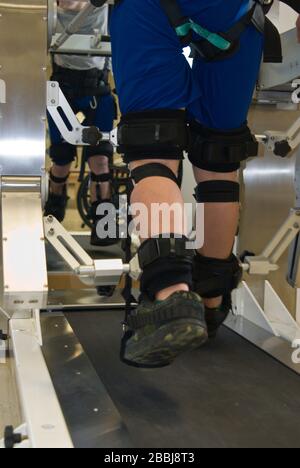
[{"left": 111, "top": 0, "right": 254, "bottom": 115}]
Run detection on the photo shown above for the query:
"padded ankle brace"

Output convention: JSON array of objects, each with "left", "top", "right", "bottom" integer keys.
[
  {"left": 193, "top": 253, "right": 242, "bottom": 299},
  {"left": 139, "top": 236, "right": 194, "bottom": 300}
]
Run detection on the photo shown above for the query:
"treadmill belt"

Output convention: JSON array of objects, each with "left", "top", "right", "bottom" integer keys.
[{"left": 66, "top": 309, "right": 300, "bottom": 448}]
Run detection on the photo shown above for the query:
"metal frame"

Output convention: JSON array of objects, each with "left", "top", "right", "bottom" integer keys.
[
  {"left": 46, "top": 81, "right": 118, "bottom": 147},
  {"left": 243, "top": 209, "right": 300, "bottom": 275},
  {"left": 44, "top": 215, "right": 128, "bottom": 287},
  {"left": 0, "top": 315, "right": 73, "bottom": 448}
]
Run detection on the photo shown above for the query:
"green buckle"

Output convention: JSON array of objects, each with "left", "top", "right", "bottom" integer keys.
[{"left": 175, "top": 20, "right": 231, "bottom": 51}]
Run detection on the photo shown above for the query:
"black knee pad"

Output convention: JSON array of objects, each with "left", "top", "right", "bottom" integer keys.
[
  {"left": 49, "top": 171, "right": 69, "bottom": 184},
  {"left": 90, "top": 172, "right": 112, "bottom": 183},
  {"left": 188, "top": 121, "right": 258, "bottom": 173},
  {"left": 84, "top": 141, "right": 114, "bottom": 161},
  {"left": 49, "top": 143, "right": 76, "bottom": 166},
  {"left": 195, "top": 180, "right": 240, "bottom": 203},
  {"left": 131, "top": 163, "right": 180, "bottom": 187},
  {"left": 193, "top": 254, "right": 243, "bottom": 299},
  {"left": 138, "top": 236, "right": 194, "bottom": 300},
  {"left": 117, "top": 109, "right": 188, "bottom": 164}
]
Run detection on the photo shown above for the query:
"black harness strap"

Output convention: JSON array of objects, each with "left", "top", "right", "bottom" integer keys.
[
  {"left": 131, "top": 163, "right": 179, "bottom": 187},
  {"left": 159, "top": 0, "right": 192, "bottom": 45},
  {"left": 160, "top": 0, "right": 283, "bottom": 63}
]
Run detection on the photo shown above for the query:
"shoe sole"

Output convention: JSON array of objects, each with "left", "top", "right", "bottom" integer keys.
[
  {"left": 90, "top": 238, "right": 120, "bottom": 247},
  {"left": 124, "top": 318, "right": 208, "bottom": 367}
]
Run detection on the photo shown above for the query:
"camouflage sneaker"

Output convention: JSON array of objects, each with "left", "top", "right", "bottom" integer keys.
[
  {"left": 121, "top": 291, "right": 208, "bottom": 368},
  {"left": 205, "top": 294, "right": 232, "bottom": 339}
]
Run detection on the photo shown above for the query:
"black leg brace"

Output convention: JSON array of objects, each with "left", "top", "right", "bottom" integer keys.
[
  {"left": 138, "top": 236, "right": 194, "bottom": 301},
  {"left": 49, "top": 171, "right": 69, "bottom": 185},
  {"left": 193, "top": 253, "right": 243, "bottom": 299}
]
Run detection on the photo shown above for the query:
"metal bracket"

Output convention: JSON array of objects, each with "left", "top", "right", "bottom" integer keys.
[
  {"left": 243, "top": 209, "right": 300, "bottom": 275},
  {"left": 47, "top": 81, "right": 117, "bottom": 147},
  {"left": 44, "top": 216, "right": 128, "bottom": 286},
  {"left": 256, "top": 80, "right": 300, "bottom": 158},
  {"left": 52, "top": 1, "right": 107, "bottom": 51},
  {"left": 0, "top": 424, "right": 30, "bottom": 449}
]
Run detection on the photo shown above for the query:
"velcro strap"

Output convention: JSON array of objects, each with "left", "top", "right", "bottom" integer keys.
[
  {"left": 159, "top": 0, "right": 193, "bottom": 45},
  {"left": 131, "top": 164, "right": 179, "bottom": 186},
  {"left": 190, "top": 122, "right": 259, "bottom": 165},
  {"left": 138, "top": 237, "right": 194, "bottom": 271},
  {"left": 195, "top": 181, "right": 240, "bottom": 203},
  {"left": 50, "top": 172, "right": 69, "bottom": 184},
  {"left": 127, "top": 303, "right": 201, "bottom": 330},
  {"left": 117, "top": 110, "right": 189, "bottom": 155},
  {"left": 193, "top": 254, "right": 243, "bottom": 299},
  {"left": 91, "top": 172, "right": 112, "bottom": 183}
]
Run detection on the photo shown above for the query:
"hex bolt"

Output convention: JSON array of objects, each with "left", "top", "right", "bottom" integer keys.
[
  {"left": 48, "top": 216, "right": 54, "bottom": 223},
  {"left": 48, "top": 228, "right": 55, "bottom": 236}
]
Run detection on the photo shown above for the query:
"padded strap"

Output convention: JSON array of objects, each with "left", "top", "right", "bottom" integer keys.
[
  {"left": 117, "top": 109, "right": 189, "bottom": 161},
  {"left": 159, "top": 0, "right": 192, "bottom": 44},
  {"left": 138, "top": 236, "right": 194, "bottom": 270},
  {"left": 195, "top": 181, "right": 240, "bottom": 203},
  {"left": 131, "top": 163, "right": 179, "bottom": 186},
  {"left": 49, "top": 171, "right": 69, "bottom": 184},
  {"left": 193, "top": 254, "right": 243, "bottom": 299},
  {"left": 90, "top": 172, "right": 112, "bottom": 183},
  {"left": 190, "top": 121, "right": 259, "bottom": 166}
]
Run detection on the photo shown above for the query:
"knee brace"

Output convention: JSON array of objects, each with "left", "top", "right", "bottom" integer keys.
[
  {"left": 49, "top": 171, "right": 69, "bottom": 185},
  {"left": 194, "top": 180, "right": 240, "bottom": 203},
  {"left": 193, "top": 254, "right": 243, "bottom": 299},
  {"left": 138, "top": 236, "right": 194, "bottom": 300},
  {"left": 49, "top": 143, "right": 76, "bottom": 166},
  {"left": 84, "top": 140, "right": 114, "bottom": 161},
  {"left": 117, "top": 109, "right": 189, "bottom": 164},
  {"left": 90, "top": 172, "right": 112, "bottom": 184},
  {"left": 188, "top": 121, "right": 259, "bottom": 173},
  {"left": 131, "top": 163, "right": 180, "bottom": 187}
]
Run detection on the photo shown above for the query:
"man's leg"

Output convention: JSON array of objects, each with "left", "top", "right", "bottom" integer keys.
[
  {"left": 118, "top": 111, "right": 208, "bottom": 367},
  {"left": 130, "top": 159, "right": 188, "bottom": 301},
  {"left": 88, "top": 155, "right": 111, "bottom": 203},
  {"left": 44, "top": 135, "right": 76, "bottom": 222},
  {"left": 193, "top": 168, "right": 239, "bottom": 309},
  {"left": 111, "top": 1, "right": 207, "bottom": 367},
  {"left": 188, "top": 22, "right": 264, "bottom": 338}
]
